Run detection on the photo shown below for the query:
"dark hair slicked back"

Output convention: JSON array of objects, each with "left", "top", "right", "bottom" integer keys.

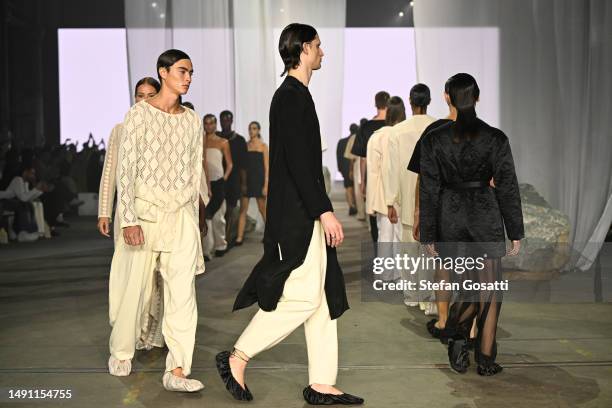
[
  {"left": 278, "top": 23, "right": 318, "bottom": 77},
  {"left": 156, "top": 49, "right": 191, "bottom": 83}
]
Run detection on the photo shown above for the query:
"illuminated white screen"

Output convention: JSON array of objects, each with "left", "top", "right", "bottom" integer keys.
[
  {"left": 342, "top": 28, "right": 418, "bottom": 138},
  {"left": 58, "top": 29, "right": 131, "bottom": 147}
]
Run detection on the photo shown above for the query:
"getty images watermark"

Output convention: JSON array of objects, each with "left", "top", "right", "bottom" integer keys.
[{"left": 371, "top": 252, "right": 509, "bottom": 292}]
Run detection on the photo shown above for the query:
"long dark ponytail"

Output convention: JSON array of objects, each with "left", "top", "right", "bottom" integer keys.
[{"left": 447, "top": 73, "right": 480, "bottom": 140}]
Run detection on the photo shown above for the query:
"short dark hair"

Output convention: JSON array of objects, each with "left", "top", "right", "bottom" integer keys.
[
  {"left": 134, "top": 77, "right": 161, "bottom": 97},
  {"left": 386, "top": 96, "right": 406, "bottom": 126},
  {"left": 409, "top": 83, "right": 431, "bottom": 108},
  {"left": 278, "top": 23, "right": 318, "bottom": 77},
  {"left": 349, "top": 123, "right": 359, "bottom": 134},
  {"left": 249, "top": 121, "right": 261, "bottom": 129},
  {"left": 203, "top": 114, "right": 217, "bottom": 122},
  {"left": 181, "top": 101, "right": 195, "bottom": 110},
  {"left": 156, "top": 49, "right": 191, "bottom": 83},
  {"left": 375, "top": 91, "right": 390, "bottom": 109},
  {"left": 220, "top": 110, "right": 233, "bottom": 120}
]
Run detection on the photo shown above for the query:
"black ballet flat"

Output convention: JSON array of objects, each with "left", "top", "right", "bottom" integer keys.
[
  {"left": 448, "top": 338, "right": 470, "bottom": 374},
  {"left": 302, "top": 386, "right": 364, "bottom": 405},
  {"left": 476, "top": 353, "right": 503, "bottom": 376},
  {"left": 215, "top": 351, "right": 253, "bottom": 401},
  {"left": 426, "top": 319, "right": 449, "bottom": 344}
]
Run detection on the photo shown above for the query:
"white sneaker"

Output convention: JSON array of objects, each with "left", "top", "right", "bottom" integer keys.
[
  {"left": 162, "top": 372, "right": 204, "bottom": 392},
  {"left": 17, "top": 231, "right": 39, "bottom": 242},
  {"left": 404, "top": 299, "right": 419, "bottom": 307},
  {"left": 425, "top": 302, "right": 438, "bottom": 316},
  {"left": 108, "top": 356, "right": 131, "bottom": 376}
]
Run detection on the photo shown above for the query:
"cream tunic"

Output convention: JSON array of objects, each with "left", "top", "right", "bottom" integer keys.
[{"left": 117, "top": 100, "right": 206, "bottom": 273}]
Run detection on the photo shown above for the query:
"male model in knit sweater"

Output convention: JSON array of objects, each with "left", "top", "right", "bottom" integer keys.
[{"left": 107, "top": 49, "right": 207, "bottom": 393}]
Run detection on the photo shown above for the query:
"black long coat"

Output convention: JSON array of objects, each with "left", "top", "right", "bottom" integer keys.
[
  {"left": 233, "top": 76, "right": 349, "bottom": 319},
  {"left": 419, "top": 119, "right": 524, "bottom": 257}
]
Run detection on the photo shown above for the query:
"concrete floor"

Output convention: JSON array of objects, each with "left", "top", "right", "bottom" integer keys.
[{"left": 1, "top": 188, "right": 611, "bottom": 408}]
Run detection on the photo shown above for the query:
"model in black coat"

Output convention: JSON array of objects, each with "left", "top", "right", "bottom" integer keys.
[
  {"left": 419, "top": 116, "right": 524, "bottom": 376},
  {"left": 233, "top": 75, "right": 349, "bottom": 319}
]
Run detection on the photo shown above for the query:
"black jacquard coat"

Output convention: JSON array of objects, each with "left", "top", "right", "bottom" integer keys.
[
  {"left": 419, "top": 119, "right": 524, "bottom": 257},
  {"left": 233, "top": 76, "right": 349, "bottom": 319}
]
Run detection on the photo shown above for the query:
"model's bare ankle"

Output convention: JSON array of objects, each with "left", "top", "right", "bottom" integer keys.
[
  {"left": 230, "top": 349, "right": 249, "bottom": 366},
  {"left": 171, "top": 367, "right": 185, "bottom": 378},
  {"left": 311, "top": 383, "right": 342, "bottom": 395}
]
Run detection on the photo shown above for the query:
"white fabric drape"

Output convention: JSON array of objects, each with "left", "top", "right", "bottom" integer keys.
[
  {"left": 125, "top": 0, "right": 235, "bottom": 115},
  {"left": 125, "top": 0, "right": 345, "bottom": 173},
  {"left": 413, "top": 0, "right": 612, "bottom": 268}
]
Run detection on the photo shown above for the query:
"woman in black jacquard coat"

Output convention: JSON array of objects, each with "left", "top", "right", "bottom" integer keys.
[{"left": 419, "top": 73, "right": 524, "bottom": 376}]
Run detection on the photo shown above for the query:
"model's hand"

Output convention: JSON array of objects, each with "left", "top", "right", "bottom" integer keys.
[
  {"left": 413, "top": 211, "right": 420, "bottom": 241},
  {"left": 207, "top": 182, "right": 212, "bottom": 198},
  {"left": 320, "top": 211, "right": 344, "bottom": 248},
  {"left": 387, "top": 206, "right": 398, "bottom": 224},
  {"left": 97, "top": 217, "right": 111, "bottom": 237},
  {"left": 123, "top": 225, "right": 144, "bottom": 246},
  {"left": 506, "top": 240, "right": 521, "bottom": 256},
  {"left": 262, "top": 184, "right": 268, "bottom": 197}
]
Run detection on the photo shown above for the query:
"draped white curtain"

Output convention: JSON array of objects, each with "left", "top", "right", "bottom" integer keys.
[
  {"left": 125, "top": 0, "right": 345, "bottom": 173},
  {"left": 125, "top": 0, "right": 234, "bottom": 116},
  {"left": 413, "top": 0, "right": 612, "bottom": 268}
]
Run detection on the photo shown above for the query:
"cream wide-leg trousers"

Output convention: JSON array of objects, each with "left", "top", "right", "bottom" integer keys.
[
  {"left": 376, "top": 212, "right": 402, "bottom": 282},
  {"left": 401, "top": 224, "right": 432, "bottom": 303},
  {"left": 234, "top": 220, "right": 338, "bottom": 386},
  {"left": 109, "top": 206, "right": 199, "bottom": 376},
  {"left": 203, "top": 200, "right": 227, "bottom": 257},
  {"left": 353, "top": 160, "right": 365, "bottom": 220}
]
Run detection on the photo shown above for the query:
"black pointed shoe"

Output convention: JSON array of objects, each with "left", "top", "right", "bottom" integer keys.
[
  {"left": 448, "top": 338, "right": 470, "bottom": 374},
  {"left": 215, "top": 351, "right": 253, "bottom": 401},
  {"left": 303, "top": 386, "right": 364, "bottom": 405}
]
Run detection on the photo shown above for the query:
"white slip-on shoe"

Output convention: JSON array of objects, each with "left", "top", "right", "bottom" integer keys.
[
  {"left": 108, "top": 356, "right": 131, "bottom": 376},
  {"left": 425, "top": 302, "right": 438, "bottom": 316},
  {"left": 162, "top": 372, "right": 204, "bottom": 392}
]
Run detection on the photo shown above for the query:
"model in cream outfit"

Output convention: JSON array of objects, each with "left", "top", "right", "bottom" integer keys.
[
  {"left": 384, "top": 113, "right": 435, "bottom": 305},
  {"left": 98, "top": 78, "right": 170, "bottom": 351},
  {"left": 366, "top": 124, "right": 402, "bottom": 281},
  {"left": 107, "top": 51, "right": 208, "bottom": 393}
]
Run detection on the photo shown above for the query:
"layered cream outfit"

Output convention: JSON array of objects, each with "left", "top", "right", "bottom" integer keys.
[
  {"left": 108, "top": 101, "right": 206, "bottom": 376},
  {"left": 366, "top": 126, "right": 401, "bottom": 281},
  {"left": 100, "top": 123, "right": 166, "bottom": 349},
  {"left": 383, "top": 115, "right": 436, "bottom": 301}
]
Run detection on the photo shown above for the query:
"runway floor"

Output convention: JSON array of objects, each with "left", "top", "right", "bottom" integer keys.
[{"left": 1, "top": 187, "right": 611, "bottom": 408}]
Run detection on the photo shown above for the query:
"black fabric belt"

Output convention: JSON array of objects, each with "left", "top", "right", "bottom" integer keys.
[{"left": 443, "top": 181, "right": 489, "bottom": 190}]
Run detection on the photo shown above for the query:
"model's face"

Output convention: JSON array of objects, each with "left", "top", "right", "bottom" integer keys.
[
  {"left": 134, "top": 83, "right": 158, "bottom": 103},
  {"left": 23, "top": 168, "right": 36, "bottom": 184},
  {"left": 248, "top": 124, "right": 260, "bottom": 138},
  {"left": 159, "top": 59, "right": 193, "bottom": 95},
  {"left": 203, "top": 117, "right": 217, "bottom": 134},
  {"left": 303, "top": 35, "right": 324, "bottom": 71},
  {"left": 220, "top": 115, "right": 233, "bottom": 132}
]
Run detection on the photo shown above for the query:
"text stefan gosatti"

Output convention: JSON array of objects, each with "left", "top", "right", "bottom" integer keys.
[{"left": 371, "top": 254, "right": 509, "bottom": 291}]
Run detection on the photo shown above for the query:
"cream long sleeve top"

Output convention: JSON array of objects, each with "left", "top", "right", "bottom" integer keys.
[
  {"left": 383, "top": 115, "right": 436, "bottom": 225},
  {"left": 116, "top": 101, "right": 205, "bottom": 250},
  {"left": 99, "top": 121, "right": 210, "bottom": 222},
  {"left": 366, "top": 126, "right": 393, "bottom": 215},
  {"left": 98, "top": 123, "right": 122, "bottom": 219}
]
